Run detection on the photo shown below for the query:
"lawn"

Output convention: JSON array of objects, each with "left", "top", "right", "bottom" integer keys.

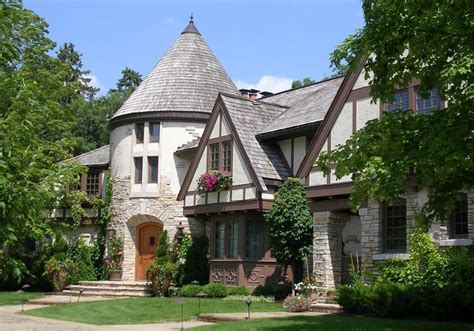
[
  {"left": 25, "top": 297, "right": 282, "bottom": 325},
  {"left": 194, "top": 315, "right": 474, "bottom": 331},
  {"left": 0, "top": 291, "right": 45, "bottom": 306}
]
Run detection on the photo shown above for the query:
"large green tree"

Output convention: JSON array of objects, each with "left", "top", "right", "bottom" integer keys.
[
  {"left": 264, "top": 178, "right": 313, "bottom": 281},
  {"left": 71, "top": 67, "right": 142, "bottom": 154},
  {"left": 318, "top": 1, "right": 474, "bottom": 223},
  {"left": 0, "top": 0, "right": 84, "bottom": 283}
]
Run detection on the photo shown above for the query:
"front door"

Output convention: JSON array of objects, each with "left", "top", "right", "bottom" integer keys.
[{"left": 136, "top": 223, "right": 162, "bottom": 280}]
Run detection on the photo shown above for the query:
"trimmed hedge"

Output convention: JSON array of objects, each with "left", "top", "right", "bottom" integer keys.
[
  {"left": 179, "top": 284, "right": 203, "bottom": 297},
  {"left": 227, "top": 286, "right": 249, "bottom": 296},
  {"left": 253, "top": 283, "right": 292, "bottom": 300},
  {"left": 203, "top": 283, "right": 227, "bottom": 297},
  {"left": 337, "top": 280, "right": 474, "bottom": 322}
]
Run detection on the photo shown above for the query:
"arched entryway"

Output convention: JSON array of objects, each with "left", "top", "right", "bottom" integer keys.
[{"left": 135, "top": 222, "right": 163, "bottom": 280}]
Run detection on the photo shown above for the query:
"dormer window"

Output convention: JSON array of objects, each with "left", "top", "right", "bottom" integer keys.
[
  {"left": 208, "top": 140, "right": 232, "bottom": 173},
  {"left": 416, "top": 89, "right": 441, "bottom": 115},
  {"left": 385, "top": 90, "right": 409, "bottom": 112}
]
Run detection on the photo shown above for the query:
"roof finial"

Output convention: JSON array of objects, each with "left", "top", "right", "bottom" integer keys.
[{"left": 190, "top": 12, "right": 194, "bottom": 23}]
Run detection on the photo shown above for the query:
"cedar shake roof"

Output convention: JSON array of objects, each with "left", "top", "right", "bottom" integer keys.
[
  {"left": 258, "top": 76, "right": 344, "bottom": 135},
  {"left": 70, "top": 145, "right": 110, "bottom": 167},
  {"left": 175, "top": 138, "right": 200, "bottom": 155},
  {"left": 111, "top": 19, "right": 238, "bottom": 122},
  {"left": 220, "top": 94, "right": 290, "bottom": 189}
]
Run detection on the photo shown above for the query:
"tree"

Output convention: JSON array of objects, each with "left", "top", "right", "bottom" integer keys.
[
  {"left": 291, "top": 77, "right": 316, "bottom": 89},
  {"left": 71, "top": 67, "right": 142, "bottom": 155},
  {"left": 57, "top": 42, "right": 98, "bottom": 98},
  {"left": 319, "top": 1, "right": 474, "bottom": 223},
  {"left": 264, "top": 178, "right": 313, "bottom": 281},
  {"left": 0, "top": 1, "right": 85, "bottom": 283}
]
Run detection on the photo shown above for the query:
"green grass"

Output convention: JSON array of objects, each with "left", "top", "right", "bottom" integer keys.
[
  {"left": 25, "top": 297, "right": 282, "bottom": 325},
  {"left": 194, "top": 315, "right": 474, "bottom": 331},
  {"left": 0, "top": 291, "right": 45, "bottom": 305}
]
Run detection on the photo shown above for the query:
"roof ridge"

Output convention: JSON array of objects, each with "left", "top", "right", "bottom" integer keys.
[
  {"left": 219, "top": 92, "right": 289, "bottom": 109},
  {"left": 259, "top": 75, "right": 345, "bottom": 100}
]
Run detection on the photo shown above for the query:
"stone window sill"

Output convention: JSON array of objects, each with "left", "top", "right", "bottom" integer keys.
[
  {"left": 439, "top": 239, "right": 472, "bottom": 247},
  {"left": 373, "top": 253, "right": 409, "bottom": 261},
  {"left": 129, "top": 192, "right": 160, "bottom": 199}
]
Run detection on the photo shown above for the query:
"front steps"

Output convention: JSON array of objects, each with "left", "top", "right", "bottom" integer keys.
[
  {"left": 62, "top": 280, "right": 153, "bottom": 297},
  {"left": 310, "top": 302, "right": 343, "bottom": 314}
]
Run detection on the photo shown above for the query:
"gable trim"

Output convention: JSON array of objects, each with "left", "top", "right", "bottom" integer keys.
[
  {"left": 177, "top": 97, "right": 224, "bottom": 201},
  {"left": 296, "top": 56, "right": 368, "bottom": 179}
]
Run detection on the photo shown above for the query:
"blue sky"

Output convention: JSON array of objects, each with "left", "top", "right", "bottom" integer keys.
[{"left": 24, "top": 0, "right": 364, "bottom": 94}]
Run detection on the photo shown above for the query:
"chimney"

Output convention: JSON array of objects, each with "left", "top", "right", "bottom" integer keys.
[{"left": 239, "top": 88, "right": 260, "bottom": 100}]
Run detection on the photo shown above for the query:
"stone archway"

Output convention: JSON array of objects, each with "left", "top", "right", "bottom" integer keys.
[{"left": 126, "top": 215, "right": 164, "bottom": 281}]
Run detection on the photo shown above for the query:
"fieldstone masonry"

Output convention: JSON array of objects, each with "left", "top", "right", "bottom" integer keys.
[
  {"left": 313, "top": 211, "right": 348, "bottom": 292},
  {"left": 109, "top": 175, "right": 204, "bottom": 281}
]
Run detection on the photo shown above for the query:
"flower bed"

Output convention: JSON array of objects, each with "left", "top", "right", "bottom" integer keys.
[{"left": 197, "top": 170, "right": 232, "bottom": 194}]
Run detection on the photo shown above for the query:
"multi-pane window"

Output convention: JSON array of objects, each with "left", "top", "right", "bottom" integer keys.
[
  {"left": 449, "top": 194, "right": 468, "bottom": 239},
  {"left": 246, "top": 220, "right": 265, "bottom": 260},
  {"left": 223, "top": 141, "right": 232, "bottom": 172},
  {"left": 149, "top": 122, "right": 160, "bottom": 143},
  {"left": 210, "top": 143, "right": 219, "bottom": 170},
  {"left": 384, "top": 200, "right": 407, "bottom": 252},
  {"left": 215, "top": 222, "right": 225, "bottom": 258},
  {"left": 135, "top": 123, "right": 144, "bottom": 144},
  {"left": 86, "top": 172, "right": 100, "bottom": 196},
  {"left": 386, "top": 90, "right": 409, "bottom": 112},
  {"left": 148, "top": 157, "right": 159, "bottom": 183},
  {"left": 416, "top": 89, "right": 441, "bottom": 115},
  {"left": 134, "top": 157, "right": 143, "bottom": 184},
  {"left": 227, "top": 221, "right": 239, "bottom": 258}
]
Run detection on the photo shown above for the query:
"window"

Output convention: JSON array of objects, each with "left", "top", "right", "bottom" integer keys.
[
  {"left": 210, "top": 143, "right": 219, "bottom": 170},
  {"left": 223, "top": 141, "right": 232, "bottom": 172},
  {"left": 149, "top": 122, "right": 160, "bottom": 143},
  {"left": 215, "top": 222, "right": 225, "bottom": 258},
  {"left": 134, "top": 157, "right": 143, "bottom": 184},
  {"left": 86, "top": 172, "right": 100, "bottom": 196},
  {"left": 148, "top": 157, "right": 159, "bottom": 183},
  {"left": 449, "top": 194, "right": 468, "bottom": 239},
  {"left": 416, "top": 89, "right": 441, "bottom": 115},
  {"left": 246, "top": 220, "right": 265, "bottom": 260},
  {"left": 208, "top": 140, "right": 232, "bottom": 173},
  {"left": 385, "top": 90, "right": 409, "bottom": 112},
  {"left": 135, "top": 123, "right": 144, "bottom": 144},
  {"left": 384, "top": 199, "right": 407, "bottom": 252},
  {"left": 227, "top": 221, "right": 239, "bottom": 258}
]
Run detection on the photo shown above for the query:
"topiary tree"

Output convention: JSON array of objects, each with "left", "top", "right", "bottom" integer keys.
[{"left": 264, "top": 177, "right": 313, "bottom": 282}]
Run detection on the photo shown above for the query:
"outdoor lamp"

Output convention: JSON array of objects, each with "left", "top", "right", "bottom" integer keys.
[
  {"left": 196, "top": 291, "right": 208, "bottom": 316},
  {"left": 175, "top": 222, "right": 184, "bottom": 244},
  {"left": 106, "top": 228, "right": 116, "bottom": 240},
  {"left": 246, "top": 296, "right": 252, "bottom": 319}
]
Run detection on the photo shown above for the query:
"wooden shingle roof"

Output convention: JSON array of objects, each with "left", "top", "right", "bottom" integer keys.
[
  {"left": 70, "top": 145, "right": 110, "bottom": 167},
  {"left": 111, "top": 19, "right": 238, "bottom": 123}
]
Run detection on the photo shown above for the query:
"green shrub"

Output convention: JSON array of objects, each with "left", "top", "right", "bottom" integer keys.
[
  {"left": 67, "top": 239, "right": 96, "bottom": 284},
  {"left": 252, "top": 283, "right": 292, "bottom": 300},
  {"left": 227, "top": 286, "right": 249, "bottom": 296},
  {"left": 179, "top": 284, "right": 203, "bottom": 297},
  {"left": 181, "top": 236, "right": 209, "bottom": 285},
  {"left": 203, "top": 283, "right": 227, "bottom": 298}
]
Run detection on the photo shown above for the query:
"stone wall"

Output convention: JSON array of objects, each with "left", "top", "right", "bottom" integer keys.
[
  {"left": 313, "top": 211, "right": 348, "bottom": 291},
  {"left": 109, "top": 174, "right": 204, "bottom": 281}
]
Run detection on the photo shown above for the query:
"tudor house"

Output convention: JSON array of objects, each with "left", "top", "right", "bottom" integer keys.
[
  {"left": 178, "top": 60, "right": 474, "bottom": 290},
  {"left": 67, "top": 18, "right": 473, "bottom": 290}
]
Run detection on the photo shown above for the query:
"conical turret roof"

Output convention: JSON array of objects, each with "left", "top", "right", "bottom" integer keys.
[{"left": 111, "top": 18, "right": 238, "bottom": 123}]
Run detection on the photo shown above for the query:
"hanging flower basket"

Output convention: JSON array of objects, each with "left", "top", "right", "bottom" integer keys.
[{"left": 197, "top": 170, "right": 232, "bottom": 194}]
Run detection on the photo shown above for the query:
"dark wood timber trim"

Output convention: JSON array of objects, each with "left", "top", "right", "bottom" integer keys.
[
  {"left": 183, "top": 199, "right": 260, "bottom": 216},
  {"left": 256, "top": 122, "right": 320, "bottom": 141},
  {"left": 208, "top": 135, "right": 232, "bottom": 144},
  {"left": 109, "top": 111, "right": 209, "bottom": 130},
  {"left": 263, "top": 178, "right": 283, "bottom": 187},
  {"left": 347, "top": 86, "right": 371, "bottom": 102},
  {"left": 297, "top": 56, "right": 367, "bottom": 179},
  {"left": 177, "top": 99, "right": 224, "bottom": 200},
  {"left": 352, "top": 100, "right": 357, "bottom": 133},
  {"left": 306, "top": 182, "right": 353, "bottom": 198}
]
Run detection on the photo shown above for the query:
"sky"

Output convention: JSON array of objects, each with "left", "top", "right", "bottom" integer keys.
[{"left": 24, "top": 0, "right": 364, "bottom": 94}]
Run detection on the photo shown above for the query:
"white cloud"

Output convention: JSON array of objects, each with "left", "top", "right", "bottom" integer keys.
[
  {"left": 84, "top": 74, "right": 103, "bottom": 92},
  {"left": 235, "top": 75, "right": 293, "bottom": 94}
]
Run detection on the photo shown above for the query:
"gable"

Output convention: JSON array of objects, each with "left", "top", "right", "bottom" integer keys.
[{"left": 298, "top": 56, "right": 383, "bottom": 186}]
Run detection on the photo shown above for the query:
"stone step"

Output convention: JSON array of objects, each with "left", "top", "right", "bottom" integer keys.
[
  {"left": 63, "top": 289, "right": 152, "bottom": 297},
  {"left": 310, "top": 303, "right": 343, "bottom": 314},
  {"left": 68, "top": 285, "right": 150, "bottom": 292},
  {"left": 77, "top": 280, "right": 150, "bottom": 288}
]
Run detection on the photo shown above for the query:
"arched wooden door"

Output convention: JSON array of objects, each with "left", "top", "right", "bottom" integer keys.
[{"left": 135, "top": 223, "right": 163, "bottom": 280}]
